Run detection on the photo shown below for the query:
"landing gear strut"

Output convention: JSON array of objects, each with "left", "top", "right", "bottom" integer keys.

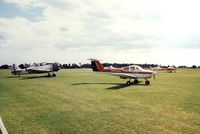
[{"left": 126, "top": 78, "right": 132, "bottom": 85}]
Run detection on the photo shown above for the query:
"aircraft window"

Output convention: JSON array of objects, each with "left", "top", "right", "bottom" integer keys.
[
  {"left": 136, "top": 66, "right": 143, "bottom": 71},
  {"left": 129, "top": 66, "right": 135, "bottom": 71},
  {"left": 123, "top": 67, "right": 129, "bottom": 70}
]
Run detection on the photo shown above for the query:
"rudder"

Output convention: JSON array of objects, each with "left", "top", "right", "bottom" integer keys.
[{"left": 90, "top": 59, "right": 104, "bottom": 72}]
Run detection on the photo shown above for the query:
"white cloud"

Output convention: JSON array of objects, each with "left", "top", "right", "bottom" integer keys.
[{"left": 0, "top": 0, "right": 200, "bottom": 66}]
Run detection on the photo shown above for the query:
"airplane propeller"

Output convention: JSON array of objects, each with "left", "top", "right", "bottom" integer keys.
[{"left": 153, "top": 71, "right": 156, "bottom": 80}]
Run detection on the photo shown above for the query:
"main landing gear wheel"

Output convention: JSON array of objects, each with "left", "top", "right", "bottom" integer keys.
[
  {"left": 52, "top": 73, "right": 56, "bottom": 77},
  {"left": 145, "top": 80, "right": 150, "bottom": 85},
  {"left": 126, "top": 81, "right": 131, "bottom": 85},
  {"left": 133, "top": 79, "right": 139, "bottom": 85},
  {"left": 47, "top": 73, "right": 52, "bottom": 77}
]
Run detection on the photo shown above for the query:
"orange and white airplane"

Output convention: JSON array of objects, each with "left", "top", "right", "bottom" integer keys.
[
  {"left": 150, "top": 66, "right": 176, "bottom": 73},
  {"left": 90, "top": 59, "right": 156, "bottom": 85}
]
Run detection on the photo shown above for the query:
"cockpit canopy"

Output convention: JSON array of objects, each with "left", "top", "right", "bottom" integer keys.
[
  {"left": 123, "top": 65, "right": 144, "bottom": 71},
  {"left": 32, "top": 62, "right": 47, "bottom": 67}
]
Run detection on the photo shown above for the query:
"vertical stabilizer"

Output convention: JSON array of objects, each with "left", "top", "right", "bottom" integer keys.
[
  {"left": 11, "top": 64, "right": 23, "bottom": 76},
  {"left": 12, "top": 64, "right": 17, "bottom": 75},
  {"left": 90, "top": 59, "right": 104, "bottom": 72}
]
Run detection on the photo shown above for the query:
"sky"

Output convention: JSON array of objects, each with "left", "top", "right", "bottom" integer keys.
[{"left": 0, "top": 0, "right": 200, "bottom": 66}]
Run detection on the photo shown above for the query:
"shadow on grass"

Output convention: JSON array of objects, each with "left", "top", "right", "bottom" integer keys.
[
  {"left": 6, "top": 75, "right": 51, "bottom": 80},
  {"left": 6, "top": 76, "right": 19, "bottom": 78},
  {"left": 72, "top": 82, "right": 147, "bottom": 90},
  {"left": 20, "top": 75, "right": 51, "bottom": 80}
]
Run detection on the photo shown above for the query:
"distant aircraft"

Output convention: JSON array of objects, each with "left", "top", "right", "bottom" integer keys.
[
  {"left": 12, "top": 62, "right": 61, "bottom": 77},
  {"left": 150, "top": 66, "right": 161, "bottom": 71},
  {"left": 150, "top": 66, "right": 176, "bottom": 73},
  {"left": 89, "top": 59, "right": 156, "bottom": 85}
]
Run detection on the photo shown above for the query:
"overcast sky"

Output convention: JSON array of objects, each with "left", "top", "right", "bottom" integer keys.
[{"left": 0, "top": 0, "right": 200, "bottom": 66}]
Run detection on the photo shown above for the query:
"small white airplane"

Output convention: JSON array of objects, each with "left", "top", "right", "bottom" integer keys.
[
  {"left": 11, "top": 62, "right": 61, "bottom": 77},
  {"left": 150, "top": 66, "right": 176, "bottom": 73},
  {"left": 150, "top": 66, "right": 161, "bottom": 71},
  {"left": 90, "top": 59, "right": 156, "bottom": 85}
]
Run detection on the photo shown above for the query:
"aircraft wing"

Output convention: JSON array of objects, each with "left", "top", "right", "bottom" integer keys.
[
  {"left": 99, "top": 72, "right": 153, "bottom": 79},
  {"left": 35, "top": 68, "right": 51, "bottom": 71},
  {"left": 101, "top": 72, "right": 136, "bottom": 79},
  {"left": 26, "top": 68, "right": 52, "bottom": 73}
]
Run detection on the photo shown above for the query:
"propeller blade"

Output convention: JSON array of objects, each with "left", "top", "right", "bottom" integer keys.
[{"left": 153, "top": 71, "right": 156, "bottom": 80}]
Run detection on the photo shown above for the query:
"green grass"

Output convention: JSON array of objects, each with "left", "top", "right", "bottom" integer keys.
[{"left": 0, "top": 69, "right": 200, "bottom": 134}]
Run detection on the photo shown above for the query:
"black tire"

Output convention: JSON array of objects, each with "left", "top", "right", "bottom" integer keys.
[
  {"left": 145, "top": 80, "right": 150, "bottom": 85},
  {"left": 126, "top": 81, "right": 131, "bottom": 85},
  {"left": 133, "top": 79, "right": 139, "bottom": 84},
  {"left": 47, "top": 73, "right": 52, "bottom": 77},
  {"left": 53, "top": 73, "right": 56, "bottom": 77}
]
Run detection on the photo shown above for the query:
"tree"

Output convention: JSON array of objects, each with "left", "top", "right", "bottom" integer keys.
[
  {"left": 191, "top": 65, "right": 197, "bottom": 69},
  {"left": 0, "top": 64, "right": 9, "bottom": 69}
]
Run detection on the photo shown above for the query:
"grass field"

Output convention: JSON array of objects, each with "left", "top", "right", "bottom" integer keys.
[{"left": 0, "top": 69, "right": 200, "bottom": 134}]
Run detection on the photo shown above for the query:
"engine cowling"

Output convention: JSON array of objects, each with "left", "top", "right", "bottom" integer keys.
[{"left": 52, "top": 63, "right": 61, "bottom": 71}]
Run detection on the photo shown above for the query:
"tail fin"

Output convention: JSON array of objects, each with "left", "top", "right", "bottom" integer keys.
[
  {"left": 89, "top": 59, "right": 104, "bottom": 72},
  {"left": 11, "top": 64, "right": 22, "bottom": 75},
  {"left": 11, "top": 64, "right": 17, "bottom": 75}
]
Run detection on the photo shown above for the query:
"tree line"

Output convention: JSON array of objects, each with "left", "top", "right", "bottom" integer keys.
[{"left": 0, "top": 63, "right": 199, "bottom": 69}]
